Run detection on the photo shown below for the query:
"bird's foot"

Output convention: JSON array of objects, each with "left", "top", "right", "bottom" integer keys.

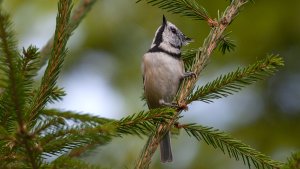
[
  {"left": 174, "top": 122, "right": 187, "bottom": 129},
  {"left": 159, "top": 99, "right": 179, "bottom": 108},
  {"left": 183, "top": 71, "right": 197, "bottom": 79},
  {"left": 159, "top": 99, "right": 189, "bottom": 111}
]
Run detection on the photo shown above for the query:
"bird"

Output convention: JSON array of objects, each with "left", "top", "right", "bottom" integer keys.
[{"left": 141, "top": 15, "right": 195, "bottom": 163}]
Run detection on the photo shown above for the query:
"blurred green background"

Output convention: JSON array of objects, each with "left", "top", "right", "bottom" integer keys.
[{"left": 2, "top": 0, "right": 300, "bottom": 168}]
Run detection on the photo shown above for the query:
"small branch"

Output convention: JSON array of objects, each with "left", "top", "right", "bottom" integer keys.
[
  {"left": 32, "top": 116, "right": 65, "bottom": 136},
  {"left": 39, "top": 0, "right": 97, "bottom": 68},
  {"left": 23, "top": 139, "right": 39, "bottom": 169},
  {"left": 136, "top": 0, "right": 210, "bottom": 21},
  {"left": 178, "top": 0, "right": 248, "bottom": 103},
  {"left": 282, "top": 152, "right": 300, "bottom": 169},
  {"left": 187, "top": 55, "right": 284, "bottom": 103},
  {"left": 135, "top": 117, "right": 178, "bottom": 168},
  {"left": 0, "top": 8, "right": 39, "bottom": 169},
  {"left": 28, "top": 0, "right": 73, "bottom": 121},
  {"left": 135, "top": 0, "right": 249, "bottom": 168},
  {"left": 0, "top": 7, "right": 25, "bottom": 131},
  {"left": 116, "top": 108, "right": 176, "bottom": 136},
  {"left": 40, "top": 108, "right": 175, "bottom": 157},
  {"left": 42, "top": 109, "right": 111, "bottom": 124},
  {"left": 183, "top": 123, "right": 283, "bottom": 169}
]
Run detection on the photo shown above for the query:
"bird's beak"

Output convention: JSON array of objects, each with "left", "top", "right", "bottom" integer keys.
[
  {"left": 183, "top": 36, "right": 193, "bottom": 46},
  {"left": 185, "top": 36, "right": 193, "bottom": 42}
]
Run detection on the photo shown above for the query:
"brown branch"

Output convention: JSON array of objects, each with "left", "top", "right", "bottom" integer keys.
[{"left": 135, "top": 0, "right": 249, "bottom": 168}]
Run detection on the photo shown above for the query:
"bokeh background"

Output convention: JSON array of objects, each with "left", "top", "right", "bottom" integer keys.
[{"left": 2, "top": 0, "right": 300, "bottom": 168}]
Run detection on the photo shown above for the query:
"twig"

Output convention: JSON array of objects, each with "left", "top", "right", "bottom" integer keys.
[
  {"left": 28, "top": 0, "right": 73, "bottom": 122},
  {"left": 39, "top": 0, "right": 97, "bottom": 68},
  {"left": 135, "top": 0, "right": 248, "bottom": 168},
  {"left": 0, "top": 8, "right": 39, "bottom": 169}
]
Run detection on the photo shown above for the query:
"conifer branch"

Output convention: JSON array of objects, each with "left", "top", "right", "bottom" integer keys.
[
  {"left": 282, "top": 152, "right": 300, "bottom": 169},
  {"left": 42, "top": 109, "right": 111, "bottom": 125},
  {"left": 28, "top": 0, "right": 73, "bottom": 122},
  {"left": 41, "top": 125, "right": 112, "bottom": 156},
  {"left": 135, "top": 116, "right": 177, "bottom": 169},
  {"left": 183, "top": 123, "right": 283, "bottom": 169},
  {"left": 116, "top": 108, "right": 176, "bottom": 136},
  {"left": 69, "top": 0, "right": 97, "bottom": 31},
  {"left": 182, "top": 48, "right": 201, "bottom": 70},
  {"left": 135, "top": 1, "right": 250, "bottom": 168},
  {"left": 0, "top": 8, "right": 40, "bottom": 169},
  {"left": 40, "top": 0, "right": 97, "bottom": 68},
  {"left": 136, "top": 0, "right": 210, "bottom": 21},
  {"left": 0, "top": 7, "right": 25, "bottom": 131},
  {"left": 20, "top": 46, "right": 40, "bottom": 105},
  {"left": 218, "top": 32, "right": 236, "bottom": 54},
  {"left": 32, "top": 116, "right": 66, "bottom": 136},
  {"left": 178, "top": 0, "right": 249, "bottom": 104},
  {"left": 187, "top": 54, "right": 284, "bottom": 103},
  {"left": 48, "top": 86, "right": 66, "bottom": 103},
  {"left": 39, "top": 108, "right": 175, "bottom": 157},
  {"left": 47, "top": 155, "right": 105, "bottom": 169}
]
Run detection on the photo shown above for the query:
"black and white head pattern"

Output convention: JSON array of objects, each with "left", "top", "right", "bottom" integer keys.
[{"left": 149, "top": 15, "right": 192, "bottom": 58}]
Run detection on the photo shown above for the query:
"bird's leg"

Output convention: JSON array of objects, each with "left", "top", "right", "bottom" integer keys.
[
  {"left": 159, "top": 99, "right": 179, "bottom": 108},
  {"left": 177, "top": 101, "right": 188, "bottom": 111},
  {"left": 183, "top": 71, "right": 196, "bottom": 79},
  {"left": 174, "top": 122, "right": 187, "bottom": 129},
  {"left": 159, "top": 99, "right": 189, "bottom": 111}
]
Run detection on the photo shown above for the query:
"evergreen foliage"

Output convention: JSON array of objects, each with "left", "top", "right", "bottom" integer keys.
[
  {"left": 183, "top": 123, "right": 283, "bottom": 169},
  {"left": 187, "top": 54, "right": 284, "bottom": 103},
  {"left": 27, "top": 0, "right": 73, "bottom": 122},
  {"left": 136, "top": 0, "right": 210, "bottom": 20},
  {"left": 49, "top": 155, "right": 105, "bottom": 169},
  {"left": 218, "top": 32, "right": 236, "bottom": 54},
  {"left": 182, "top": 48, "right": 201, "bottom": 70},
  {"left": 0, "top": 0, "right": 297, "bottom": 169},
  {"left": 282, "top": 152, "right": 300, "bottom": 169}
]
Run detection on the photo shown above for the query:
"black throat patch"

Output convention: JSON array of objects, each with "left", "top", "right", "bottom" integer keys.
[
  {"left": 153, "top": 24, "right": 165, "bottom": 46},
  {"left": 169, "top": 42, "right": 181, "bottom": 50},
  {"left": 148, "top": 45, "right": 181, "bottom": 58}
]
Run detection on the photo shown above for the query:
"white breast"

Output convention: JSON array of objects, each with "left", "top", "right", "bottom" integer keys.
[{"left": 142, "top": 52, "right": 184, "bottom": 108}]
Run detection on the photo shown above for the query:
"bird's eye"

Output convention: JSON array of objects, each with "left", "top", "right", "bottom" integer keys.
[{"left": 170, "top": 27, "right": 177, "bottom": 34}]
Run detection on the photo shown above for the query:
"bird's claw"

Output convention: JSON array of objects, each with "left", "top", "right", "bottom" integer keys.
[
  {"left": 178, "top": 103, "right": 188, "bottom": 111},
  {"left": 159, "top": 100, "right": 179, "bottom": 108},
  {"left": 183, "top": 71, "right": 197, "bottom": 79},
  {"left": 159, "top": 100, "right": 189, "bottom": 111},
  {"left": 174, "top": 122, "right": 186, "bottom": 129}
]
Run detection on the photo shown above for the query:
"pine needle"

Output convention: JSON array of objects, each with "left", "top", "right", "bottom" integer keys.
[
  {"left": 40, "top": 0, "right": 98, "bottom": 69},
  {"left": 218, "top": 32, "right": 236, "bottom": 54},
  {"left": 116, "top": 108, "right": 176, "bottom": 137},
  {"left": 20, "top": 45, "right": 40, "bottom": 105},
  {"left": 42, "top": 109, "right": 111, "bottom": 125},
  {"left": 0, "top": 7, "right": 25, "bottom": 128},
  {"left": 183, "top": 123, "right": 284, "bottom": 169},
  {"left": 39, "top": 108, "right": 175, "bottom": 157},
  {"left": 182, "top": 48, "right": 201, "bottom": 70},
  {"left": 281, "top": 152, "right": 300, "bottom": 169},
  {"left": 136, "top": 0, "right": 210, "bottom": 20},
  {"left": 187, "top": 54, "right": 284, "bottom": 103},
  {"left": 28, "top": 0, "right": 73, "bottom": 121},
  {"left": 47, "top": 155, "right": 105, "bottom": 169}
]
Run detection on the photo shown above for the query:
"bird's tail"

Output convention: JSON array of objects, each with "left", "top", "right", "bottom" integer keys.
[{"left": 160, "top": 131, "right": 173, "bottom": 163}]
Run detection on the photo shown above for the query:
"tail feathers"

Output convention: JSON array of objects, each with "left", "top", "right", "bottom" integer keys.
[{"left": 160, "top": 132, "right": 173, "bottom": 163}]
